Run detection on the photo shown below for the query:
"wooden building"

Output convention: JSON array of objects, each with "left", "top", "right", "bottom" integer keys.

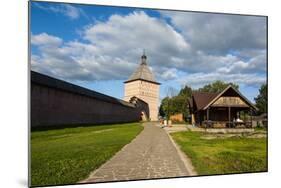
[
  {"left": 188, "top": 85, "right": 258, "bottom": 128},
  {"left": 170, "top": 113, "right": 184, "bottom": 122}
]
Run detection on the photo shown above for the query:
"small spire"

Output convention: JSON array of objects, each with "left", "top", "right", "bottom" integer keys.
[{"left": 141, "top": 49, "right": 147, "bottom": 65}]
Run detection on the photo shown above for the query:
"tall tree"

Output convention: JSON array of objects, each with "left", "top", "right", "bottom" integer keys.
[
  {"left": 198, "top": 80, "right": 239, "bottom": 93},
  {"left": 164, "top": 87, "right": 178, "bottom": 119},
  {"left": 177, "top": 85, "right": 192, "bottom": 120},
  {"left": 254, "top": 83, "right": 267, "bottom": 114},
  {"left": 159, "top": 85, "right": 192, "bottom": 121},
  {"left": 178, "top": 85, "right": 192, "bottom": 97},
  {"left": 159, "top": 97, "right": 169, "bottom": 118}
]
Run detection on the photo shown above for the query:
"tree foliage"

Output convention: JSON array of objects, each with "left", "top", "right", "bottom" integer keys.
[
  {"left": 254, "top": 84, "right": 267, "bottom": 114},
  {"left": 159, "top": 85, "right": 192, "bottom": 121},
  {"left": 198, "top": 80, "right": 239, "bottom": 93}
]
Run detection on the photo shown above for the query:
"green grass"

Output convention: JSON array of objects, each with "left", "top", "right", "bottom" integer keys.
[
  {"left": 31, "top": 123, "right": 143, "bottom": 187},
  {"left": 255, "top": 126, "right": 267, "bottom": 131},
  {"left": 171, "top": 131, "right": 267, "bottom": 175}
]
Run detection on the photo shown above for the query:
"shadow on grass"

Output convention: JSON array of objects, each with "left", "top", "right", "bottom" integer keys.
[{"left": 31, "top": 121, "right": 141, "bottom": 132}]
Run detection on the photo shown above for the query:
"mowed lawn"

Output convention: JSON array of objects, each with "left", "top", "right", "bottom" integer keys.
[
  {"left": 171, "top": 131, "right": 267, "bottom": 175},
  {"left": 31, "top": 123, "right": 143, "bottom": 187}
]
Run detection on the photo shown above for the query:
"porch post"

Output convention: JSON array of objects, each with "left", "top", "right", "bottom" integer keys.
[
  {"left": 228, "top": 106, "right": 231, "bottom": 127},
  {"left": 207, "top": 107, "right": 209, "bottom": 121},
  {"left": 250, "top": 108, "right": 253, "bottom": 128},
  {"left": 191, "top": 113, "right": 195, "bottom": 125}
]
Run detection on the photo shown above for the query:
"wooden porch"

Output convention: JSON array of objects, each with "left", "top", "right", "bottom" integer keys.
[{"left": 200, "top": 106, "right": 254, "bottom": 128}]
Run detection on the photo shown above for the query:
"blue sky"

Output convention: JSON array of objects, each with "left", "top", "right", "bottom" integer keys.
[{"left": 30, "top": 1, "right": 267, "bottom": 103}]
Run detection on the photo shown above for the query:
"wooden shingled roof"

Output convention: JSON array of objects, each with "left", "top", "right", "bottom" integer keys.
[
  {"left": 192, "top": 92, "right": 220, "bottom": 110},
  {"left": 190, "top": 85, "right": 258, "bottom": 111},
  {"left": 124, "top": 54, "right": 160, "bottom": 85}
]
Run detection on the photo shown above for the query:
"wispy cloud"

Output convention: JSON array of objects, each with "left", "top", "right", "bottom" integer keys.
[
  {"left": 33, "top": 2, "right": 86, "bottom": 20},
  {"left": 31, "top": 32, "right": 62, "bottom": 46},
  {"left": 177, "top": 72, "right": 266, "bottom": 89}
]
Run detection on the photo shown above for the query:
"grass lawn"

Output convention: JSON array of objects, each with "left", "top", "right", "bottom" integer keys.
[
  {"left": 31, "top": 123, "right": 143, "bottom": 187},
  {"left": 171, "top": 131, "right": 267, "bottom": 175}
]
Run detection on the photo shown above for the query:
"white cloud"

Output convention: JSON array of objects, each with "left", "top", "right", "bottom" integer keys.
[
  {"left": 62, "top": 4, "right": 81, "bottom": 19},
  {"left": 161, "top": 11, "right": 266, "bottom": 54},
  {"left": 178, "top": 72, "right": 266, "bottom": 89},
  {"left": 31, "top": 10, "right": 266, "bottom": 89},
  {"left": 31, "top": 33, "right": 137, "bottom": 81},
  {"left": 160, "top": 68, "right": 178, "bottom": 80},
  {"left": 83, "top": 11, "right": 189, "bottom": 56},
  {"left": 33, "top": 2, "right": 84, "bottom": 20},
  {"left": 31, "top": 11, "right": 190, "bottom": 81},
  {"left": 31, "top": 33, "right": 62, "bottom": 47},
  {"left": 217, "top": 50, "right": 266, "bottom": 74}
]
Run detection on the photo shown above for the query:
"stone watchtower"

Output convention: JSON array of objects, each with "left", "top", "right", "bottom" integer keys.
[{"left": 124, "top": 53, "right": 160, "bottom": 121}]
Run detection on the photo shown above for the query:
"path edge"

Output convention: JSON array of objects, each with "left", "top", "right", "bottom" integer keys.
[
  {"left": 165, "top": 130, "right": 198, "bottom": 176},
  {"left": 78, "top": 123, "right": 146, "bottom": 183}
]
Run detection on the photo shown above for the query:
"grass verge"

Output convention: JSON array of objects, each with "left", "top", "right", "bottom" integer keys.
[
  {"left": 31, "top": 122, "right": 143, "bottom": 187},
  {"left": 171, "top": 131, "right": 267, "bottom": 175}
]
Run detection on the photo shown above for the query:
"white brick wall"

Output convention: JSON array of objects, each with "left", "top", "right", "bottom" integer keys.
[{"left": 124, "top": 80, "right": 159, "bottom": 121}]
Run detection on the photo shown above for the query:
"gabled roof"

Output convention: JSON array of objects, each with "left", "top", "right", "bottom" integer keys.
[
  {"left": 124, "top": 54, "right": 160, "bottom": 85},
  {"left": 192, "top": 92, "right": 220, "bottom": 110},
  {"left": 203, "top": 85, "right": 258, "bottom": 111},
  {"left": 191, "top": 85, "right": 258, "bottom": 111}
]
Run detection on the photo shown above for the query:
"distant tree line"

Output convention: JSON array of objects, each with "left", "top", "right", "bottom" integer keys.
[{"left": 159, "top": 80, "right": 267, "bottom": 121}]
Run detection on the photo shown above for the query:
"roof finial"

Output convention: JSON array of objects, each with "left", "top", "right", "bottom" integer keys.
[{"left": 141, "top": 49, "right": 147, "bottom": 65}]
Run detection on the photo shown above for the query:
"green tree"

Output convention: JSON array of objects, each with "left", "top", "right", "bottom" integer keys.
[
  {"left": 179, "top": 85, "right": 192, "bottom": 97},
  {"left": 254, "top": 84, "right": 267, "bottom": 114},
  {"left": 177, "top": 85, "right": 192, "bottom": 120},
  {"left": 159, "top": 85, "right": 192, "bottom": 121},
  {"left": 159, "top": 97, "right": 169, "bottom": 117},
  {"left": 198, "top": 80, "right": 239, "bottom": 93}
]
